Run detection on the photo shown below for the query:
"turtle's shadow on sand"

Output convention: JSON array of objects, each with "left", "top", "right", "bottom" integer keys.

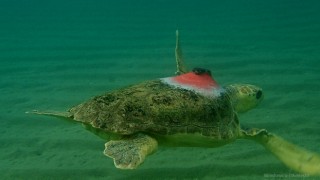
[
  {"left": 2, "top": 163, "right": 288, "bottom": 180},
  {"left": 124, "top": 163, "right": 287, "bottom": 180}
]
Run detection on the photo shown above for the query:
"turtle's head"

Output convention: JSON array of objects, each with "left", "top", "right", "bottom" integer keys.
[{"left": 225, "top": 84, "right": 263, "bottom": 113}]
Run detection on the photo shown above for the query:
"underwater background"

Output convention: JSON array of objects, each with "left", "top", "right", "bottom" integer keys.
[{"left": 1, "top": 0, "right": 320, "bottom": 179}]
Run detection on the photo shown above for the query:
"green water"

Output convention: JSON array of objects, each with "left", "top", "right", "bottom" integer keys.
[{"left": 1, "top": 0, "right": 320, "bottom": 179}]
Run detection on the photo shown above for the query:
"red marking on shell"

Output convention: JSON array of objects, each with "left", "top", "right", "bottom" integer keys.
[{"left": 171, "top": 72, "right": 219, "bottom": 90}]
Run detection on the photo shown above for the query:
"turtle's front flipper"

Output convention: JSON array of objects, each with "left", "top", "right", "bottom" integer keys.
[
  {"left": 104, "top": 134, "right": 158, "bottom": 169},
  {"left": 175, "top": 30, "right": 188, "bottom": 75},
  {"left": 241, "top": 128, "right": 320, "bottom": 176}
]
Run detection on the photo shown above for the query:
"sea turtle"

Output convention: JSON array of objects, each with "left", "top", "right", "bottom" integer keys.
[{"left": 27, "top": 30, "right": 320, "bottom": 176}]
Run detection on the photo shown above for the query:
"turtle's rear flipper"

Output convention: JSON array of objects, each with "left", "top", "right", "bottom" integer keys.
[
  {"left": 242, "top": 129, "right": 320, "bottom": 176},
  {"left": 104, "top": 134, "right": 158, "bottom": 169},
  {"left": 26, "top": 110, "right": 72, "bottom": 118}
]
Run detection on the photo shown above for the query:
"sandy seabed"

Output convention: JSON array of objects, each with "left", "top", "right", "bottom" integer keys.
[{"left": 1, "top": 0, "right": 320, "bottom": 179}]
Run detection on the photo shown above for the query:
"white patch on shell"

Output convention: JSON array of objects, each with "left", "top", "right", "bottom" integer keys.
[{"left": 160, "top": 77, "right": 224, "bottom": 98}]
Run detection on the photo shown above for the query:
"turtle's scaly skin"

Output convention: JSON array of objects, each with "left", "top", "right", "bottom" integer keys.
[{"left": 69, "top": 80, "right": 240, "bottom": 140}]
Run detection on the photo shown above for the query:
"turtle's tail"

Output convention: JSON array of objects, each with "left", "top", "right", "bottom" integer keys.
[
  {"left": 241, "top": 128, "right": 320, "bottom": 176},
  {"left": 26, "top": 110, "right": 72, "bottom": 119}
]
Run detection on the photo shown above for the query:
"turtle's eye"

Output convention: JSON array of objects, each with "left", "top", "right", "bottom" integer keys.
[{"left": 256, "top": 90, "right": 262, "bottom": 99}]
